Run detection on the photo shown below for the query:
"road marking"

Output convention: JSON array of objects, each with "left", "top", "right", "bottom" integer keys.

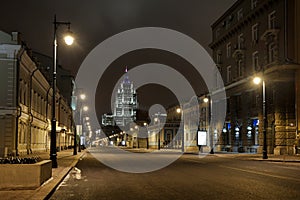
[
  {"left": 183, "top": 157, "right": 207, "bottom": 164},
  {"left": 220, "top": 165, "right": 300, "bottom": 182}
]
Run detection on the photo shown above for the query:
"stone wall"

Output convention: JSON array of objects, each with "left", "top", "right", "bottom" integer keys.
[{"left": 0, "top": 160, "right": 52, "bottom": 189}]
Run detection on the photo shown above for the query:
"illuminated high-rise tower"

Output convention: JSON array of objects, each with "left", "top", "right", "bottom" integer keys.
[
  {"left": 113, "top": 67, "right": 137, "bottom": 127},
  {"left": 101, "top": 67, "right": 137, "bottom": 127}
]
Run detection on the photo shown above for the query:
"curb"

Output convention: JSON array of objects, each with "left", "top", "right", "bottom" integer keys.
[
  {"left": 38, "top": 151, "right": 86, "bottom": 200},
  {"left": 252, "top": 158, "right": 300, "bottom": 163}
]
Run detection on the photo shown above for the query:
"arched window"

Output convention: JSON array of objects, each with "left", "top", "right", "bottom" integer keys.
[{"left": 268, "top": 42, "right": 276, "bottom": 63}]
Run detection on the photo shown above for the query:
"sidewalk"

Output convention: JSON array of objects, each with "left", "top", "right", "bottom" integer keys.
[
  {"left": 120, "top": 147, "right": 300, "bottom": 162},
  {"left": 0, "top": 149, "right": 85, "bottom": 200},
  {"left": 211, "top": 152, "right": 300, "bottom": 162},
  {"left": 120, "top": 147, "right": 182, "bottom": 153}
]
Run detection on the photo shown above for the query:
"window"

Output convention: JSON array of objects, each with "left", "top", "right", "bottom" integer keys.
[
  {"left": 236, "top": 95, "right": 242, "bottom": 110},
  {"left": 237, "top": 59, "right": 243, "bottom": 77},
  {"left": 251, "top": 0, "right": 258, "bottom": 9},
  {"left": 252, "top": 91, "right": 259, "bottom": 108},
  {"left": 235, "top": 98, "right": 242, "bottom": 120},
  {"left": 19, "top": 86, "right": 23, "bottom": 104},
  {"left": 226, "top": 15, "right": 234, "bottom": 29},
  {"left": 116, "top": 108, "right": 122, "bottom": 116},
  {"left": 252, "top": 51, "right": 259, "bottom": 71},
  {"left": 268, "top": 11, "right": 276, "bottom": 29},
  {"left": 216, "top": 51, "right": 222, "bottom": 64},
  {"left": 252, "top": 24, "right": 258, "bottom": 42},
  {"left": 227, "top": 43, "right": 232, "bottom": 58},
  {"left": 237, "top": 8, "right": 243, "bottom": 21},
  {"left": 227, "top": 65, "right": 232, "bottom": 83},
  {"left": 23, "top": 84, "right": 27, "bottom": 105},
  {"left": 227, "top": 98, "right": 231, "bottom": 114},
  {"left": 215, "top": 28, "right": 221, "bottom": 38},
  {"left": 238, "top": 33, "right": 244, "bottom": 49},
  {"left": 268, "top": 43, "right": 276, "bottom": 63}
]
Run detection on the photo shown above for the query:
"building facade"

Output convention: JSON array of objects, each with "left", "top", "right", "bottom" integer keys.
[
  {"left": 102, "top": 68, "right": 137, "bottom": 128},
  {"left": 295, "top": 0, "right": 300, "bottom": 153},
  {"left": 0, "top": 31, "right": 74, "bottom": 157},
  {"left": 147, "top": 106, "right": 183, "bottom": 150},
  {"left": 113, "top": 69, "right": 137, "bottom": 127},
  {"left": 209, "top": 0, "right": 300, "bottom": 155}
]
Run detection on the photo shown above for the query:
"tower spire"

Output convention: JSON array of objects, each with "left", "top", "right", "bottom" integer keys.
[{"left": 123, "top": 66, "right": 130, "bottom": 84}]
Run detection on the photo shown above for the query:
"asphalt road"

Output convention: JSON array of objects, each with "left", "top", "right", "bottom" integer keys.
[{"left": 49, "top": 147, "right": 300, "bottom": 200}]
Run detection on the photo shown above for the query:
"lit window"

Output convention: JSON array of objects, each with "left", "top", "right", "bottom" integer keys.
[
  {"left": 268, "top": 11, "right": 276, "bottom": 29},
  {"left": 252, "top": 24, "right": 258, "bottom": 42}
]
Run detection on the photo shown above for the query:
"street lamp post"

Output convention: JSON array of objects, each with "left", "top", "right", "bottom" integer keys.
[
  {"left": 175, "top": 108, "right": 184, "bottom": 152},
  {"left": 144, "top": 122, "right": 149, "bottom": 149},
  {"left": 204, "top": 97, "right": 214, "bottom": 154},
  {"left": 134, "top": 125, "right": 139, "bottom": 148},
  {"left": 154, "top": 112, "right": 167, "bottom": 150},
  {"left": 78, "top": 94, "right": 86, "bottom": 152},
  {"left": 73, "top": 123, "right": 77, "bottom": 156},
  {"left": 154, "top": 116, "right": 161, "bottom": 150},
  {"left": 158, "top": 121, "right": 160, "bottom": 150},
  {"left": 253, "top": 76, "right": 268, "bottom": 159},
  {"left": 51, "top": 15, "right": 74, "bottom": 168},
  {"left": 209, "top": 97, "right": 214, "bottom": 154},
  {"left": 78, "top": 105, "right": 88, "bottom": 152}
]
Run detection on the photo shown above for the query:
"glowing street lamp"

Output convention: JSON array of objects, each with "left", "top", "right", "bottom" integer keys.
[
  {"left": 83, "top": 106, "right": 89, "bottom": 112},
  {"left": 80, "top": 94, "right": 86, "bottom": 100},
  {"left": 51, "top": 15, "right": 74, "bottom": 168},
  {"left": 203, "top": 97, "right": 209, "bottom": 103},
  {"left": 64, "top": 32, "right": 74, "bottom": 46},
  {"left": 253, "top": 76, "right": 268, "bottom": 159},
  {"left": 253, "top": 77, "right": 262, "bottom": 85}
]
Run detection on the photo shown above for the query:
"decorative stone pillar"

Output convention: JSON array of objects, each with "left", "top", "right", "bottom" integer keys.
[
  {"left": 273, "top": 72, "right": 296, "bottom": 155},
  {"left": 274, "top": 112, "right": 296, "bottom": 155}
]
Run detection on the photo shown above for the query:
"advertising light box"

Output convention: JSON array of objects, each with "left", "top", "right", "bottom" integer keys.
[{"left": 197, "top": 130, "right": 207, "bottom": 146}]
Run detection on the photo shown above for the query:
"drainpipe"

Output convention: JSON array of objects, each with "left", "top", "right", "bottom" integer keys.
[
  {"left": 15, "top": 48, "right": 25, "bottom": 156},
  {"left": 284, "top": 0, "right": 294, "bottom": 63},
  {"left": 58, "top": 97, "right": 61, "bottom": 151},
  {"left": 29, "top": 67, "right": 38, "bottom": 154},
  {"left": 45, "top": 87, "right": 51, "bottom": 151}
]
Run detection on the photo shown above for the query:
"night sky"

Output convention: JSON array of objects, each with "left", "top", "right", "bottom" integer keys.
[{"left": 0, "top": 0, "right": 236, "bottom": 126}]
